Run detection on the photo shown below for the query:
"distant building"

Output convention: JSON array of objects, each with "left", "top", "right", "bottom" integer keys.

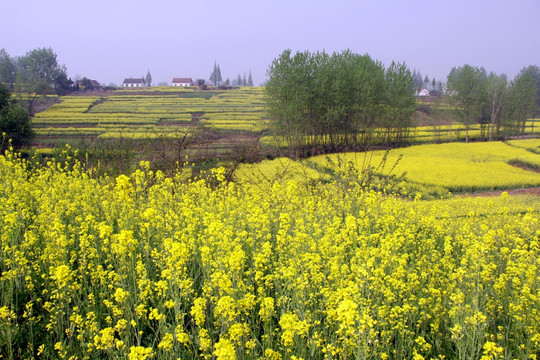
[
  {"left": 172, "top": 78, "right": 193, "bottom": 87},
  {"left": 416, "top": 88, "right": 430, "bottom": 97},
  {"left": 123, "top": 78, "right": 145, "bottom": 88}
]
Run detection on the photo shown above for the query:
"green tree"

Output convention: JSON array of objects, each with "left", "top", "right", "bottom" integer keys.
[
  {"left": 446, "top": 65, "right": 488, "bottom": 142},
  {"left": 265, "top": 49, "right": 314, "bottom": 154},
  {"left": 145, "top": 70, "right": 152, "bottom": 87},
  {"left": 517, "top": 65, "right": 540, "bottom": 134},
  {"left": 265, "top": 49, "right": 389, "bottom": 154},
  {"left": 506, "top": 68, "right": 538, "bottom": 137},
  {"left": 321, "top": 50, "right": 385, "bottom": 148},
  {"left": 16, "top": 47, "right": 69, "bottom": 112},
  {"left": 209, "top": 62, "right": 222, "bottom": 86},
  {"left": 53, "top": 70, "right": 73, "bottom": 95},
  {"left": 23, "top": 78, "right": 50, "bottom": 114},
  {"left": 382, "top": 61, "right": 416, "bottom": 146},
  {"left": 412, "top": 69, "right": 424, "bottom": 92},
  {"left": 196, "top": 79, "right": 207, "bottom": 90},
  {"left": 216, "top": 65, "right": 222, "bottom": 86},
  {"left": 79, "top": 77, "right": 94, "bottom": 91},
  {"left": 17, "top": 47, "right": 64, "bottom": 85},
  {"left": 210, "top": 62, "right": 217, "bottom": 86},
  {"left": 0, "top": 84, "right": 34, "bottom": 152},
  {"left": 0, "top": 48, "right": 16, "bottom": 86},
  {"left": 0, "top": 83, "right": 9, "bottom": 109},
  {"left": 436, "top": 81, "right": 444, "bottom": 95},
  {"left": 486, "top": 72, "right": 507, "bottom": 141},
  {"left": 520, "top": 65, "right": 540, "bottom": 105},
  {"left": 247, "top": 71, "right": 254, "bottom": 86},
  {"left": 210, "top": 66, "right": 216, "bottom": 86}
]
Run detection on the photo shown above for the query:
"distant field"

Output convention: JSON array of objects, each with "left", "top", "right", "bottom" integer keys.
[
  {"left": 506, "top": 138, "right": 540, "bottom": 153},
  {"left": 315, "top": 141, "right": 540, "bottom": 192},
  {"left": 32, "top": 87, "right": 268, "bottom": 147},
  {"left": 235, "top": 140, "right": 540, "bottom": 194},
  {"left": 411, "top": 120, "right": 540, "bottom": 143},
  {"left": 259, "top": 119, "right": 540, "bottom": 148},
  {"left": 33, "top": 88, "right": 539, "bottom": 150}
]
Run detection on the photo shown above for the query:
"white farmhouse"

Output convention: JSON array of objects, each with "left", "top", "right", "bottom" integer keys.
[
  {"left": 416, "top": 88, "right": 430, "bottom": 97},
  {"left": 123, "top": 78, "right": 145, "bottom": 88},
  {"left": 172, "top": 78, "right": 193, "bottom": 87}
]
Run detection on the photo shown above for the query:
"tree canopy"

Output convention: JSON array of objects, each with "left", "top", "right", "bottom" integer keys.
[
  {"left": 17, "top": 48, "right": 60, "bottom": 83},
  {"left": 0, "top": 84, "right": 34, "bottom": 152},
  {"left": 145, "top": 70, "right": 152, "bottom": 87},
  {"left": 209, "top": 62, "right": 222, "bottom": 86},
  {"left": 265, "top": 49, "right": 416, "bottom": 155},
  {"left": 1, "top": 47, "right": 72, "bottom": 99},
  {"left": 503, "top": 68, "right": 538, "bottom": 138},
  {"left": 446, "top": 65, "right": 488, "bottom": 142},
  {"left": 446, "top": 64, "right": 539, "bottom": 141},
  {"left": 0, "top": 48, "right": 16, "bottom": 85}
]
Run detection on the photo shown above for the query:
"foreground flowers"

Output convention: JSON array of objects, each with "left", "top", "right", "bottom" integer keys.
[{"left": 0, "top": 152, "right": 539, "bottom": 359}]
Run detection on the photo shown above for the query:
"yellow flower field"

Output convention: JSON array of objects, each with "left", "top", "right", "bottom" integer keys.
[
  {"left": 1, "top": 144, "right": 539, "bottom": 359},
  {"left": 308, "top": 141, "right": 540, "bottom": 192},
  {"left": 507, "top": 138, "right": 540, "bottom": 153},
  {"left": 32, "top": 88, "right": 268, "bottom": 142},
  {"left": 32, "top": 88, "right": 538, "bottom": 151}
]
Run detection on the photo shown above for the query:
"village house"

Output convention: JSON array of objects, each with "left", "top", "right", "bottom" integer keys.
[
  {"left": 416, "top": 88, "right": 430, "bottom": 97},
  {"left": 172, "top": 78, "right": 193, "bottom": 87},
  {"left": 123, "top": 78, "right": 145, "bottom": 88}
]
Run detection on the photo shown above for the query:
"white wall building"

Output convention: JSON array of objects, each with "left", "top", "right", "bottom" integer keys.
[
  {"left": 123, "top": 78, "right": 145, "bottom": 87},
  {"left": 416, "top": 88, "right": 430, "bottom": 97},
  {"left": 172, "top": 78, "right": 193, "bottom": 87}
]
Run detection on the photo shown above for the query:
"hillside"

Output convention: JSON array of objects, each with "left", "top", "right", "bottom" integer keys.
[{"left": 32, "top": 87, "right": 267, "bottom": 150}]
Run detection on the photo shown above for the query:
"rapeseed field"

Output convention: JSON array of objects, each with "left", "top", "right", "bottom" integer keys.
[{"left": 1, "top": 143, "right": 539, "bottom": 359}]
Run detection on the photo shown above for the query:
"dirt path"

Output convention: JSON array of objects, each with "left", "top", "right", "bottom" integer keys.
[{"left": 462, "top": 187, "right": 540, "bottom": 197}]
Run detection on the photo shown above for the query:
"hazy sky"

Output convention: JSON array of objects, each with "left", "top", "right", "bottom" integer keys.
[{"left": 2, "top": 0, "right": 539, "bottom": 86}]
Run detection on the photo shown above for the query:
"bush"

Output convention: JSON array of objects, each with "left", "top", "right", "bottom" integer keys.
[{"left": 0, "top": 84, "right": 34, "bottom": 152}]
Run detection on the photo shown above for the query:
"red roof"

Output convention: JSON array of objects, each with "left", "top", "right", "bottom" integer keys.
[
  {"left": 123, "top": 78, "right": 145, "bottom": 84},
  {"left": 172, "top": 78, "right": 193, "bottom": 83}
]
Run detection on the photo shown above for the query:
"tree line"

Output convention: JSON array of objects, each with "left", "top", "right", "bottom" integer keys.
[
  {"left": 0, "top": 84, "right": 34, "bottom": 152},
  {"left": 0, "top": 47, "right": 72, "bottom": 95},
  {"left": 446, "top": 64, "right": 539, "bottom": 142},
  {"left": 0, "top": 47, "right": 69, "bottom": 152},
  {"left": 209, "top": 61, "right": 254, "bottom": 87},
  {"left": 0, "top": 47, "right": 75, "bottom": 117},
  {"left": 265, "top": 49, "right": 417, "bottom": 156},
  {"left": 265, "top": 49, "right": 540, "bottom": 156}
]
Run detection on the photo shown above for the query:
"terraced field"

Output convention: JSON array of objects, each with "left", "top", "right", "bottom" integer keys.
[
  {"left": 33, "top": 88, "right": 539, "bottom": 154},
  {"left": 32, "top": 87, "right": 268, "bottom": 147}
]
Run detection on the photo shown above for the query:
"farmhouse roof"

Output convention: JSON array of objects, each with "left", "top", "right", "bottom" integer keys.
[
  {"left": 123, "top": 78, "right": 145, "bottom": 84},
  {"left": 172, "top": 78, "right": 193, "bottom": 83}
]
